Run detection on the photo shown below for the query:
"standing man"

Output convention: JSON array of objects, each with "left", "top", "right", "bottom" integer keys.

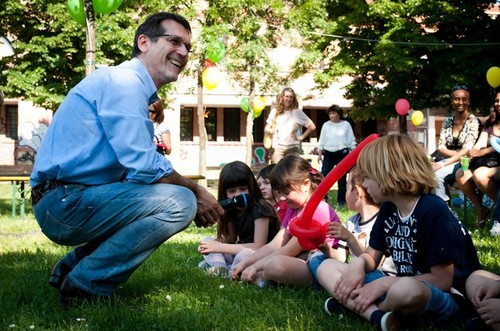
[
  {"left": 317, "top": 105, "right": 356, "bottom": 206},
  {"left": 30, "top": 12, "right": 224, "bottom": 305},
  {"left": 264, "top": 87, "right": 316, "bottom": 164}
]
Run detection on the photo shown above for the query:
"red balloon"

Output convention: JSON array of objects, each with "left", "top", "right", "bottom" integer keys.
[
  {"left": 395, "top": 98, "right": 410, "bottom": 116},
  {"left": 289, "top": 218, "right": 330, "bottom": 251},
  {"left": 203, "top": 59, "right": 216, "bottom": 69},
  {"left": 288, "top": 134, "right": 379, "bottom": 250}
]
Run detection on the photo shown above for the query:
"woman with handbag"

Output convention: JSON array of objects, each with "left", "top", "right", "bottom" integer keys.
[
  {"left": 264, "top": 87, "right": 316, "bottom": 164},
  {"left": 456, "top": 91, "right": 500, "bottom": 228}
]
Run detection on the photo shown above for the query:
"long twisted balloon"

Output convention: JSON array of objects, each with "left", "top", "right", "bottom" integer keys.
[{"left": 289, "top": 133, "right": 379, "bottom": 250}]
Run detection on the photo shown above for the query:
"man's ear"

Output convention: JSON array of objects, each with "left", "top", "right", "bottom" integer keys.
[{"left": 137, "top": 34, "right": 150, "bottom": 53}]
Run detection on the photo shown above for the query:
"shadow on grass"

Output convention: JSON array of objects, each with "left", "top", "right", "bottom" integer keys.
[{"left": 0, "top": 221, "right": 477, "bottom": 330}]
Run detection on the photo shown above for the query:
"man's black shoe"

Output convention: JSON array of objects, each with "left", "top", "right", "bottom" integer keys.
[
  {"left": 59, "top": 277, "right": 111, "bottom": 307},
  {"left": 49, "top": 261, "right": 72, "bottom": 289}
]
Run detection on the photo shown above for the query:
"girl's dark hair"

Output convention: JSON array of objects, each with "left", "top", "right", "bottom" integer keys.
[
  {"left": 149, "top": 99, "right": 164, "bottom": 123},
  {"left": 270, "top": 154, "right": 323, "bottom": 194},
  {"left": 257, "top": 164, "right": 276, "bottom": 180},
  {"left": 490, "top": 92, "right": 500, "bottom": 125},
  {"left": 132, "top": 12, "right": 192, "bottom": 58},
  {"left": 327, "top": 104, "right": 344, "bottom": 119},
  {"left": 257, "top": 164, "right": 278, "bottom": 202},
  {"left": 216, "top": 161, "right": 264, "bottom": 240}
]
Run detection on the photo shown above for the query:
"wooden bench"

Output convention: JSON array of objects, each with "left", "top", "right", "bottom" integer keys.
[{"left": 0, "top": 165, "right": 33, "bottom": 220}]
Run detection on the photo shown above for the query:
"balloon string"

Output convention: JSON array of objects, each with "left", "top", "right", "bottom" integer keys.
[{"left": 300, "top": 133, "right": 379, "bottom": 223}]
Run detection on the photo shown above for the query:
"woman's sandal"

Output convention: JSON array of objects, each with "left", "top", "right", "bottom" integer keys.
[{"left": 476, "top": 208, "right": 491, "bottom": 228}]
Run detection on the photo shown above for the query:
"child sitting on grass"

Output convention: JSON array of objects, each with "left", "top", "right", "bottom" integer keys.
[
  {"left": 308, "top": 166, "right": 395, "bottom": 282},
  {"left": 231, "top": 154, "right": 341, "bottom": 287},
  {"left": 198, "top": 161, "right": 280, "bottom": 277},
  {"left": 317, "top": 134, "right": 481, "bottom": 330},
  {"left": 256, "top": 164, "right": 288, "bottom": 222}
]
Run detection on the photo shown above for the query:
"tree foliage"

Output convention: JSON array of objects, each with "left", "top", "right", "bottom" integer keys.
[
  {"left": 195, "top": 0, "right": 293, "bottom": 164},
  {"left": 0, "top": 0, "right": 194, "bottom": 111},
  {"left": 289, "top": 0, "right": 500, "bottom": 121}
]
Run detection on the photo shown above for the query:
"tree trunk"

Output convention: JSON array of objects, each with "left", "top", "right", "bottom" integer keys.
[
  {"left": 245, "top": 84, "right": 256, "bottom": 167},
  {"left": 83, "top": 0, "right": 96, "bottom": 76},
  {"left": 399, "top": 114, "right": 408, "bottom": 135},
  {"left": 197, "top": 71, "right": 207, "bottom": 187}
]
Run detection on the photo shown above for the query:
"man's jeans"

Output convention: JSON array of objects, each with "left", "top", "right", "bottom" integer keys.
[{"left": 33, "top": 182, "right": 196, "bottom": 295}]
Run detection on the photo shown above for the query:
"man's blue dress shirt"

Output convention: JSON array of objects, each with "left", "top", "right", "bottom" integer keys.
[{"left": 30, "top": 58, "right": 173, "bottom": 187}]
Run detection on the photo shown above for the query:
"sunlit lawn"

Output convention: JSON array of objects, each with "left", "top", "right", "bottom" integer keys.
[{"left": 0, "top": 182, "right": 498, "bottom": 330}]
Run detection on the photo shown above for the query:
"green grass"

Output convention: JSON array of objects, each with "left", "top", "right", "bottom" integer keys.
[{"left": 0, "top": 183, "right": 498, "bottom": 330}]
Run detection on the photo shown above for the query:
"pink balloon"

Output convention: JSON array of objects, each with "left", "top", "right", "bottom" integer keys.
[
  {"left": 395, "top": 98, "right": 410, "bottom": 116},
  {"left": 288, "top": 134, "right": 379, "bottom": 250}
]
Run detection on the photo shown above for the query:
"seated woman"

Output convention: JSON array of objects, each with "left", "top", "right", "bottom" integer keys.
[
  {"left": 455, "top": 91, "right": 500, "bottom": 228},
  {"left": 433, "top": 85, "right": 482, "bottom": 203}
]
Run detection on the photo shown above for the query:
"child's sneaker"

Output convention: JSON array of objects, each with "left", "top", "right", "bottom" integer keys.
[
  {"left": 324, "top": 297, "right": 345, "bottom": 315},
  {"left": 198, "top": 260, "right": 210, "bottom": 271},
  {"left": 207, "top": 266, "right": 230, "bottom": 278},
  {"left": 379, "top": 311, "right": 401, "bottom": 331},
  {"left": 490, "top": 220, "right": 500, "bottom": 236}
]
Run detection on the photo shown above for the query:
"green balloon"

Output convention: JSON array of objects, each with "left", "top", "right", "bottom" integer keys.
[
  {"left": 206, "top": 40, "right": 226, "bottom": 63},
  {"left": 67, "top": 0, "right": 86, "bottom": 25},
  {"left": 240, "top": 97, "right": 250, "bottom": 112},
  {"left": 93, "top": 0, "right": 122, "bottom": 14}
]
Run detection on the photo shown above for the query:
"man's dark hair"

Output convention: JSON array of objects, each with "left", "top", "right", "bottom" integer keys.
[{"left": 132, "top": 12, "right": 191, "bottom": 58}]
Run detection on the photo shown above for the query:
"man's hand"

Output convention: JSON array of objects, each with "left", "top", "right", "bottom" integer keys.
[{"left": 194, "top": 186, "right": 224, "bottom": 227}]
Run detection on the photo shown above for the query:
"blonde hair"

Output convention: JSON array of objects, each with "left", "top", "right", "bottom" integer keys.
[
  {"left": 357, "top": 134, "right": 437, "bottom": 196},
  {"left": 348, "top": 166, "right": 378, "bottom": 206}
]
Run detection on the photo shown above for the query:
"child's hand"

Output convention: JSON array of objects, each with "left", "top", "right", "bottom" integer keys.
[
  {"left": 240, "top": 265, "right": 258, "bottom": 282},
  {"left": 476, "top": 297, "right": 500, "bottom": 327},
  {"left": 326, "top": 222, "right": 350, "bottom": 241},
  {"left": 350, "top": 278, "right": 389, "bottom": 313},
  {"left": 197, "top": 240, "right": 220, "bottom": 255},
  {"left": 333, "top": 258, "right": 365, "bottom": 304},
  {"left": 475, "top": 281, "right": 500, "bottom": 305}
]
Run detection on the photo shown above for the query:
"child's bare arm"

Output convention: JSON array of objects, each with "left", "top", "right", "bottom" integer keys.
[
  {"left": 327, "top": 222, "right": 365, "bottom": 255},
  {"left": 416, "top": 262, "right": 454, "bottom": 291},
  {"left": 318, "top": 242, "right": 347, "bottom": 262}
]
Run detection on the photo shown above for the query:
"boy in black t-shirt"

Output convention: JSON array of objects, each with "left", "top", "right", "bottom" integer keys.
[{"left": 317, "top": 134, "right": 481, "bottom": 331}]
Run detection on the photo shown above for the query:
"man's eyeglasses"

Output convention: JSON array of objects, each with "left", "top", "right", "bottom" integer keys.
[
  {"left": 451, "top": 85, "right": 469, "bottom": 92},
  {"left": 155, "top": 33, "right": 192, "bottom": 53}
]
